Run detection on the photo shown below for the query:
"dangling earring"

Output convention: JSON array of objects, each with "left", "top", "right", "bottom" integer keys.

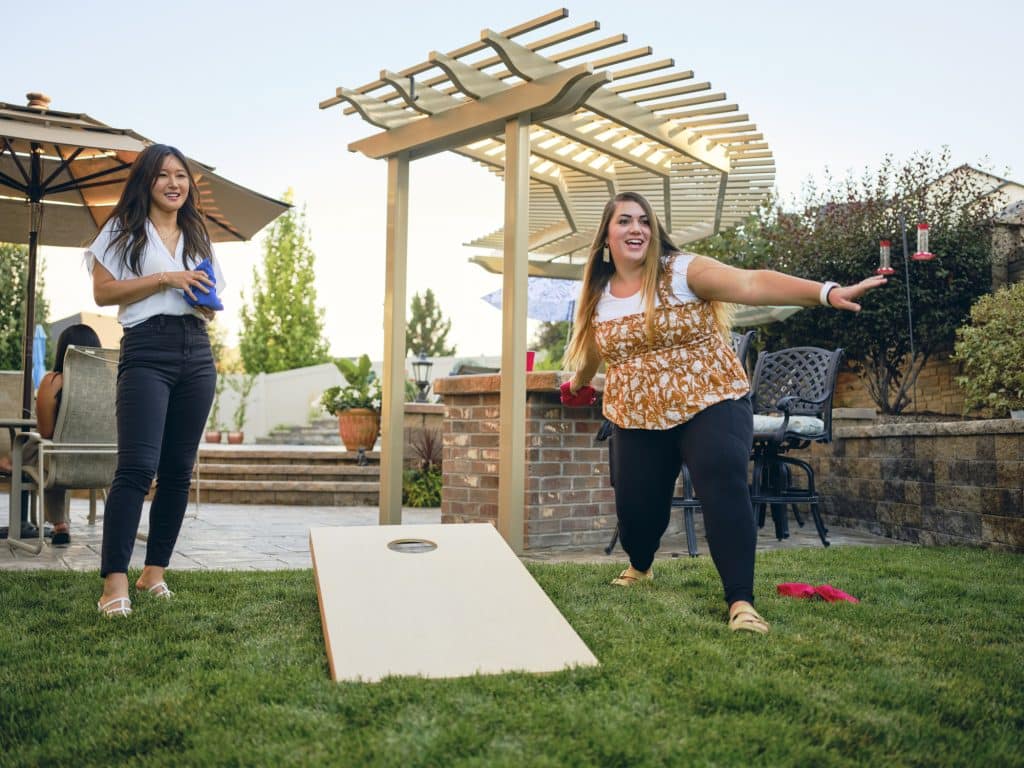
[{"left": 602, "top": 244, "right": 610, "bottom": 263}]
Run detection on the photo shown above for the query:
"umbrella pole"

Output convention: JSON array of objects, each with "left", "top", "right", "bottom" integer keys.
[{"left": 21, "top": 200, "right": 41, "bottom": 418}]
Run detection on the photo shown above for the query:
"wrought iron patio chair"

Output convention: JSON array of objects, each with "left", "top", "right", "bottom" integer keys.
[
  {"left": 748, "top": 346, "right": 843, "bottom": 547},
  {"left": 603, "top": 330, "right": 757, "bottom": 558},
  {"left": 8, "top": 346, "right": 118, "bottom": 555},
  {"left": 731, "top": 329, "right": 756, "bottom": 378}
]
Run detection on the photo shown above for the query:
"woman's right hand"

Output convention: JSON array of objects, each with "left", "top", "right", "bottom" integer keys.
[{"left": 161, "top": 269, "right": 213, "bottom": 301}]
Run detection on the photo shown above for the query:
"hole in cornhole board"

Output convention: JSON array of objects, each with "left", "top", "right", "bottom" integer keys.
[{"left": 310, "top": 523, "right": 599, "bottom": 682}]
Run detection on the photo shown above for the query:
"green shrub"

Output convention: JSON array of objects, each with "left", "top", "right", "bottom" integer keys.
[
  {"left": 402, "top": 466, "right": 442, "bottom": 507},
  {"left": 953, "top": 281, "right": 1024, "bottom": 415}
]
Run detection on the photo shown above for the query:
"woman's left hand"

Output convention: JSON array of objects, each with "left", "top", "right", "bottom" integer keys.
[
  {"left": 196, "top": 306, "right": 216, "bottom": 322},
  {"left": 828, "top": 275, "right": 888, "bottom": 312}
]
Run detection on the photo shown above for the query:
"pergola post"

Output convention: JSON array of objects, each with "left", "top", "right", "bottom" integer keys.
[
  {"left": 380, "top": 152, "right": 409, "bottom": 525},
  {"left": 497, "top": 115, "right": 530, "bottom": 553}
]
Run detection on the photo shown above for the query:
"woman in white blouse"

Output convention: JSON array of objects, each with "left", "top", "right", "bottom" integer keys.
[{"left": 89, "top": 144, "right": 224, "bottom": 618}]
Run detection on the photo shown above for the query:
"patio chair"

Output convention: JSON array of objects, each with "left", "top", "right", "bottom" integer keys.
[
  {"left": 748, "top": 346, "right": 843, "bottom": 547},
  {"left": 731, "top": 329, "right": 756, "bottom": 378},
  {"left": 8, "top": 346, "right": 118, "bottom": 555},
  {"left": 603, "top": 331, "right": 757, "bottom": 558}
]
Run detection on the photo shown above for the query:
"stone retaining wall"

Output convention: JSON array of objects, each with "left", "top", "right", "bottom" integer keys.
[
  {"left": 808, "top": 416, "right": 1024, "bottom": 551},
  {"left": 435, "top": 374, "right": 1023, "bottom": 552},
  {"left": 834, "top": 357, "right": 967, "bottom": 415}
]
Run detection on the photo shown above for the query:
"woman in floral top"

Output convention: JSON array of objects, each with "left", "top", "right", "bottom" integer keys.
[{"left": 563, "top": 191, "right": 884, "bottom": 634}]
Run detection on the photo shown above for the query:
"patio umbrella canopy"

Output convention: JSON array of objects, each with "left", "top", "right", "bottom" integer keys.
[
  {"left": 481, "top": 277, "right": 577, "bottom": 323},
  {"left": 0, "top": 92, "right": 290, "bottom": 415},
  {"left": 732, "top": 304, "right": 802, "bottom": 327}
]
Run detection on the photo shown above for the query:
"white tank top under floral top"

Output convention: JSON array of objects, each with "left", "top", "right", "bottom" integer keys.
[{"left": 593, "top": 252, "right": 749, "bottom": 430}]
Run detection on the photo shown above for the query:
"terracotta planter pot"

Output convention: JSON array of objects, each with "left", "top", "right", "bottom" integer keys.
[
  {"left": 337, "top": 408, "right": 380, "bottom": 451},
  {"left": 204, "top": 430, "right": 223, "bottom": 444},
  {"left": 226, "top": 431, "right": 244, "bottom": 444}
]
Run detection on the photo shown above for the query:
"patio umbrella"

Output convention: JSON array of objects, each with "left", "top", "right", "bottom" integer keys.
[
  {"left": 481, "top": 277, "right": 578, "bottom": 323},
  {"left": 732, "top": 305, "right": 803, "bottom": 327},
  {"left": 31, "top": 324, "right": 46, "bottom": 389},
  {"left": 0, "top": 92, "right": 290, "bottom": 417}
]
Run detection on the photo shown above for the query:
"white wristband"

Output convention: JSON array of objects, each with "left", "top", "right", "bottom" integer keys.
[{"left": 819, "top": 281, "right": 840, "bottom": 307}]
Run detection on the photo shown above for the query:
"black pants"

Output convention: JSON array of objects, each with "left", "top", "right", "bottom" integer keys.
[
  {"left": 100, "top": 315, "right": 216, "bottom": 577},
  {"left": 609, "top": 398, "right": 756, "bottom": 605}
]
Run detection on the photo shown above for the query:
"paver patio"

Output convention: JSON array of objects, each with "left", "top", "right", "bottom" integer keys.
[{"left": 0, "top": 495, "right": 900, "bottom": 572}]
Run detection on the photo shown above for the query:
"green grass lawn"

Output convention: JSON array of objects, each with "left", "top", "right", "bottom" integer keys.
[{"left": 1, "top": 546, "right": 1021, "bottom": 767}]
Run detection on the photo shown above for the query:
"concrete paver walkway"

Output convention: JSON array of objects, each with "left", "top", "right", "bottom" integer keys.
[{"left": 0, "top": 496, "right": 900, "bottom": 572}]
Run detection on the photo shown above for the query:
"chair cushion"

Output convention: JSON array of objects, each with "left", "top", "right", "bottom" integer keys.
[{"left": 752, "top": 413, "right": 825, "bottom": 437}]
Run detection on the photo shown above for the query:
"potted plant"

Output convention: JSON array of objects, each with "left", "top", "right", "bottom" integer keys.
[
  {"left": 321, "top": 354, "right": 382, "bottom": 451},
  {"left": 226, "top": 373, "right": 256, "bottom": 444},
  {"left": 205, "top": 376, "right": 225, "bottom": 443}
]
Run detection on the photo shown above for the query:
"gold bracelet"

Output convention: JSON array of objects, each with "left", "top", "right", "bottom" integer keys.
[{"left": 157, "top": 272, "right": 165, "bottom": 289}]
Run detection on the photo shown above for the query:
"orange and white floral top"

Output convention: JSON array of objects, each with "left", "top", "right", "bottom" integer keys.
[{"left": 593, "top": 252, "right": 749, "bottom": 430}]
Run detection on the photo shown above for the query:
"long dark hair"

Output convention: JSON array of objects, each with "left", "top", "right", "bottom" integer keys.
[
  {"left": 53, "top": 324, "right": 101, "bottom": 374},
  {"left": 105, "top": 144, "right": 212, "bottom": 275}
]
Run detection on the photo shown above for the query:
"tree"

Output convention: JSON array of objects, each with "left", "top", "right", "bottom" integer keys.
[
  {"left": 239, "top": 190, "right": 330, "bottom": 374},
  {"left": 692, "top": 151, "right": 997, "bottom": 414},
  {"left": 531, "top": 321, "right": 570, "bottom": 369},
  {"left": 0, "top": 242, "right": 50, "bottom": 370},
  {"left": 406, "top": 289, "right": 455, "bottom": 357}
]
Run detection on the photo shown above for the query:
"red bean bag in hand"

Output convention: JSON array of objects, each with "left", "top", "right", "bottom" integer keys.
[{"left": 560, "top": 380, "right": 597, "bottom": 407}]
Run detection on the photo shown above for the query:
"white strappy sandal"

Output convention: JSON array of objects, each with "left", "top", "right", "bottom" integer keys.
[
  {"left": 140, "top": 581, "right": 174, "bottom": 599},
  {"left": 97, "top": 596, "right": 132, "bottom": 618}
]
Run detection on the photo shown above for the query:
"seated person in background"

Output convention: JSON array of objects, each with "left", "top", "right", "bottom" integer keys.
[{"left": 0, "top": 324, "right": 101, "bottom": 546}]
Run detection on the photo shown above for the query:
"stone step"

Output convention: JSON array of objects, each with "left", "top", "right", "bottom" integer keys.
[
  {"left": 191, "top": 479, "right": 379, "bottom": 506},
  {"left": 193, "top": 446, "right": 382, "bottom": 505},
  {"left": 256, "top": 418, "right": 343, "bottom": 445},
  {"left": 195, "top": 463, "right": 380, "bottom": 482},
  {"left": 197, "top": 445, "right": 379, "bottom": 467}
]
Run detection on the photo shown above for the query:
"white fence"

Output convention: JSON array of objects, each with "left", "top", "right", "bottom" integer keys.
[{"left": 216, "top": 355, "right": 502, "bottom": 442}]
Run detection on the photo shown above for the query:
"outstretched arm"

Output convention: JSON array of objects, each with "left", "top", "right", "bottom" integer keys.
[{"left": 686, "top": 255, "right": 886, "bottom": 312}]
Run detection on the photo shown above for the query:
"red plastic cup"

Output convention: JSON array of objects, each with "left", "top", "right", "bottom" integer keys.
[{"left": 526, "top": 350, "right": 536, "bottom": 371}]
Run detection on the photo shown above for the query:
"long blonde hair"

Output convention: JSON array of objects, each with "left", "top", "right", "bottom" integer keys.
[{"left": 563, "top": 191, "right": 731, "bottom": 370}]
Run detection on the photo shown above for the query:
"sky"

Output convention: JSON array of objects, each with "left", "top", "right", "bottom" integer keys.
[{"left": 11, "top": 0, "right": 1023, "bottom": 358}]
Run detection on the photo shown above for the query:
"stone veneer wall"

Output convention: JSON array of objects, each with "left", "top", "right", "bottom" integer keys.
[
  {"left": 434, "top": 375, "right": 1023, "bottom": 553},
  {"left": 834, "top": 357, "right": 967, "bottom": 415},
  {"left": 434, "top": 372, "right": 619, "bottom": 549},
  {"left": 807, "top": 417, "right": 1024, "bottom": 551}
]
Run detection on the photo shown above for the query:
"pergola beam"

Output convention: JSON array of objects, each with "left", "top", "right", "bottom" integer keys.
[
  {"left": 349, "top": 64, "right": 610, "bottom": 161},
  {"left": 483, "top": 30, "right": 732, "bottom": 173}
]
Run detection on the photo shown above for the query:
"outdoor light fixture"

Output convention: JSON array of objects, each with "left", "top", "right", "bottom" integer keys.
[{"left": 411, "top": 352, "right": 433, "bottom": 403}]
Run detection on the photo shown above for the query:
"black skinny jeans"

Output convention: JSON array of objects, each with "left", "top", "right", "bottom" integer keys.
[
  {"left": 100, "top": 315, "right": 216, "bottom": 577},
  {"left": 608, "top": 397, "right": 756, "bottom": 605}
]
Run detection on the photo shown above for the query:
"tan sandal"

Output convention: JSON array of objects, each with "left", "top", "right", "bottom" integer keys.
[
  {"left": 97, "top": 596, "right": 132, "bottom": 618},
  {"left": 729, "top": 604, "right": 769, "bottom": 634},
  {"left": 611, "top": 566, "right": 653, "bottom": 587}
]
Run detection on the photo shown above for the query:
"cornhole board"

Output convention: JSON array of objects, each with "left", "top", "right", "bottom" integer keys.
[{"left": 310, "top": 523, "right": 599, "bottom": 682}]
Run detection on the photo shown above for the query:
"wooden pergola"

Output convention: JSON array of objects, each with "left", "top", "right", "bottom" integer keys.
[{"left": 320, "top": 9, "right": 774, "bottom": 552}]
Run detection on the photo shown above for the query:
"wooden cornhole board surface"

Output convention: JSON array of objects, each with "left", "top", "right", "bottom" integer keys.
[{"left": 310, "top": 523, "right": 599, "bottom": 682}]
